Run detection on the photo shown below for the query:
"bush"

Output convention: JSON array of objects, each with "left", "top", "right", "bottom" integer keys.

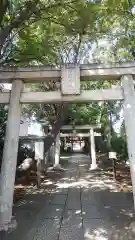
[{"left": 111, "top": 136, "right": 128, "bottom": 162}]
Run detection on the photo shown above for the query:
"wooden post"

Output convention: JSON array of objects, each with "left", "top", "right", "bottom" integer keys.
[
  {"left": 0, "top": 80, "right": 23, "bottom": 230},
  {"left": 112, "top": 159, "right": 116, "bottom": 180},
  {"left": 43, "top": 126, "right": 49, "bottom": 174},
  {"left": 52, "top": 143, "right": 56, "bottom": 165},
  {"left": 36, "top": 158, "right": 41, "bottom": 188},
  {"left": 72, "top": 139, "right": 73, "bottom": 152},
  {"left": 43, "top": 140, "right": 47, "bottom": 174},
  {"left": 64, "top": 137, "right": 67, "bottom": 151}
]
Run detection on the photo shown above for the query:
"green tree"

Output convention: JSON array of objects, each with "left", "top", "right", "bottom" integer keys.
[
  {"left": 0, "top": 0, "right": 83, "bottom": 64},
  {"left": 0, "top": 0, "right": 133, "bottom": 156}
]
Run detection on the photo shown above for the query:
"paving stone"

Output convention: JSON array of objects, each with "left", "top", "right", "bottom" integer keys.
[
  {"left": 66, "top": 201, "right": 81, "bottom": 210},
  {"left": 81, "top": 191, "right": 103, "bottom": 206},
  {"left": 101, "top": 192, "right": 134, "bottom": 206},
  {"left": 83, "top": 218, "right": 135, "bottom": 240},
  {"left": 82, "top": 205, "right": 102, "bottom": 219},
  {"left": 66, "top": 194, "right": 81, "bottom": 210},
  {"left": 67, "top": 188, "right": 80, "bottom": 208},
  {"left": 68, "top": 188, "right": 81, "bottom": 195},
  {"left": 59, "top": 218, "right": 83, "bottom": 240},
  {"left": 63, "top": 209, "right": 82, "bottom": 220},
  {"left": 103, "top": 205, "right": 134, "bottom": 223},
  {"left": 5, "top": 199, "right": 53, "bottom": 240},
  {"left": 49, "top": 194, "right": 67, "bottom": 205},
  {"left": 59, "top": 226, "right": 83, "bottom": 240},
  {"left": 25, "top": 219, "right": 60, "bottom": 240},
  {"left": 83, "top": 219, "right": 111, "bottom": 240},
  {"left": 43, "top": 204, "right": 64, "bottom": 219},
  {"left": 51, "top": 188, "right": 68, "bottom": 195}
]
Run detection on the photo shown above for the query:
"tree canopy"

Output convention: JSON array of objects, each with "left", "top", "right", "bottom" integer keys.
[{"left": 0, "top": 0, "right": 134, "bottom": 157}]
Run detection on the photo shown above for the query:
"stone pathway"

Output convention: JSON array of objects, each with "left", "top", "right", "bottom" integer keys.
[{"left": 3, "top": 154, "right": 135, "bottom": 240}]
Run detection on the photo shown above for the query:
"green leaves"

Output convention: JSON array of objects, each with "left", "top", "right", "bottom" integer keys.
[{"left": 0, "top": 0, "right": 131, "bottom": 153}]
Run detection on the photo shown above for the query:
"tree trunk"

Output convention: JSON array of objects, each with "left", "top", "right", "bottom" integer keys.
[{"left": 44, "top": 104, "right": 68, "bottom": 153}]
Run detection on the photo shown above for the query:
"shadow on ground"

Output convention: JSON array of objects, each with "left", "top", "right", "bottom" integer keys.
[{"left": 1, "top": 154, "right": 135, "bottom": 240}]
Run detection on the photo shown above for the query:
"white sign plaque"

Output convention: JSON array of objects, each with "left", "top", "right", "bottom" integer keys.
[
  {"left": 109, "top": 152, "right": 117, "bottom": 159},
  {"left": 35, "top": 142, "right": 44, "bottom": 160},
  {"left": 61, "top": 65, "right": 80, "bottom": 95}
]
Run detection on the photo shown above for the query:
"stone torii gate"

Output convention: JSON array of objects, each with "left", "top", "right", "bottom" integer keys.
[
  {"left": 60, "top": 124, "right": 101, "bottom": 169},
  {"left": 0, "top": 63, "right": 135, "bottom": 230}
]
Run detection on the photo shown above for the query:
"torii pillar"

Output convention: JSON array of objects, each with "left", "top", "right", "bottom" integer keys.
[
  {"left": 122, "top": 75, "right": 135, "bottom": 208},
  {"left": 0, "top": 80, "right": 23, "bottom": 230},
  {"left": 89, "top": 128, "right": 97, "bottom": 170},
  {"left": 54, "top": 133, "right": 61, "bottom": 168}
]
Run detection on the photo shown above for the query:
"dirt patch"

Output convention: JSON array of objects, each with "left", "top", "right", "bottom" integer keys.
[{"left": 97, "top": 153, "right": 132, "bottom": 192}]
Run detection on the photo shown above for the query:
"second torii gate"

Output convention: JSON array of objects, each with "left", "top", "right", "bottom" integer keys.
[{"left": 60, "top": 124, "right": 101, "bottom": 169}]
